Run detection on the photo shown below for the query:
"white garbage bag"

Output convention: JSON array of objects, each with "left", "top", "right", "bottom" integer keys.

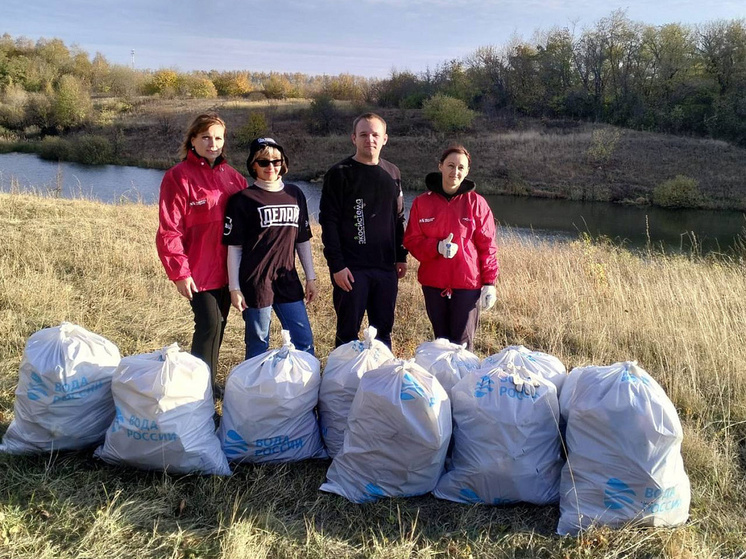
[
  {"left": 219, "top": 331, "right": 326, "bottom": 464},
  {"left": 414, "top": 338, "right": 481, "bottom": 396},
  {"left": 0, "top": 322, "right": 120, "bottom": 454},
  {"left": 318, "top": 326, "right": 395, "bottom": 457},
  {"left": 482, "top": 345, "right": 567, "bottom": 393},
  {"left": 320, "top": 360, "right": 451, "bottom": 503},
  {"left": 557, "top": 361, "right": 690, "bottom": 535},
  {"left": 93, "top": 343, "right": 230, "bottom": 476},
  {"left": 434, "top": 365, "right": 563, "bottom": 505}
]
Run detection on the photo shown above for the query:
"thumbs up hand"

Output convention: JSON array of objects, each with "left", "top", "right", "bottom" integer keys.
[{"left": 437, "top": 233, "right": 459, "bottom": 259}]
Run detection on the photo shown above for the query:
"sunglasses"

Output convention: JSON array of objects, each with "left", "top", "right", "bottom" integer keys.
[{"left": 254, "top": 159, "right": 283, "bottom": 167}]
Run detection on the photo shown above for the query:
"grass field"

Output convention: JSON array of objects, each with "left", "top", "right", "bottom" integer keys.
[{"left": 0, "top": 192, "right": 745, "bottom": 558}]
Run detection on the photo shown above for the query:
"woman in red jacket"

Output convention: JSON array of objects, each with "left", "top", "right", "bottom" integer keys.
[
  {"left": 403, "top": 145, "right": 498, "bottom": 350},
  {"left": 155, "top": 113, "right": 248, "bottom": 395}
]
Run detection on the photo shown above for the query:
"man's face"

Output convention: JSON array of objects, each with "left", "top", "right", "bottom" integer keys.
[{"left": 351, "top": 118, "right": 387, "bottom": 162}]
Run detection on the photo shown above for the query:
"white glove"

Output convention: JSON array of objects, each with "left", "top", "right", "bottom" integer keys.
[
  {"left": 437, "top": 233, "right": 459, "bottom": 259},
  {"left": 480, "top": 285, "right": 496, "bottom": 310},
  {"left": 506, "top": 364, "right": 540, "bottom": 397}
]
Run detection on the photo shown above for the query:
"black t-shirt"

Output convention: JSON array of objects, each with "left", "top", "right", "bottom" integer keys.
[
  {"left": 223, "top": 183, "right": 312, "bottom": 308},
  {"left": 319, "top": 157, "right": 407, "bottom": 273}
]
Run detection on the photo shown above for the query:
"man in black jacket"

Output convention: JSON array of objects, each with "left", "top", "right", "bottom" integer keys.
[{"left": 319, "top": 113, "right": 408, "bottom": 349}]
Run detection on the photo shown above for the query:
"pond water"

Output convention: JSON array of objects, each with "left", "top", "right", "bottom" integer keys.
[{"left": 1, "top": 152, "right": 744, "bottom": 255}]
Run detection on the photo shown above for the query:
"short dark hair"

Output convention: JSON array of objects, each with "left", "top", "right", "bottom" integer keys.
[
  {"left": 179, "top": 113, "right": 227, "bottom": 160},
  {"left": 439, "top": 144, "right": 471, "bottom": 166},
  {"left": 352, "top": 112, "right": 387, "bottom": 135}
]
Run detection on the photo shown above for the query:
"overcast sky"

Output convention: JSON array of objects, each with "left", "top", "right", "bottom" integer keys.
[{"left": 4, "top": 0, "right": 745, "bottom": 77}]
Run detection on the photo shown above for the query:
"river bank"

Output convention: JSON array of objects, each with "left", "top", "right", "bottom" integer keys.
[
  {"left": 2, "top": 96, "right": 746, "bottom": 211},
  {"left": 0, "top": 192, "right": 744, "bottom": 557},
  {"left": 3, "top": 152, "right": 745, "bottom": 255}
]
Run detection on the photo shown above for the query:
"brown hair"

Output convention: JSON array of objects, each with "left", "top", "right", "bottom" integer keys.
[
  {"left": 247, "top": 146, "right": 289, "bottom": 179},
  {"left": 179, "top": 113, "right": 227, "bottom": 160},
  {"left": 352, "top": 112, "right": 387, "bottom": 135},
  {"left": 439, "top": 144, "right": 471, "bottom": 166}
]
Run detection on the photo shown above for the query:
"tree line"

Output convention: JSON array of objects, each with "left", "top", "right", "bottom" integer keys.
[
  {"left": 0, "top": 33, "right": 374, "bottom": 134},
  {"left": 1, "top": 10, "right": 745, "bottom": 144},
  {"left": 375, "top": 10, "right": 746, "bottom": 144}
]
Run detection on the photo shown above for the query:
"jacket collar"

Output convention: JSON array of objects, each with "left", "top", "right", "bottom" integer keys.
[{"left": 425, "top": 172, "right": 475, "bottom": 199}]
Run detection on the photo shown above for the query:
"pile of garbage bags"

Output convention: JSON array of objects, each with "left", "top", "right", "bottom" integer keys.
[{"left": 1, "top": 325, "right": 690, "bottom": 535}]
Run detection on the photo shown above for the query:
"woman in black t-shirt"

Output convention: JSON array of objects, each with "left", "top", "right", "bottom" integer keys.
[{"left": 223, "top": 138, "right": 316, "bottom": 359}]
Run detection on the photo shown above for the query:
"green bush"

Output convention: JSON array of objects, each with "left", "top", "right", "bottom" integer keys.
[
  {"left": 73, "top": 135, "right": 114, "bottom": 165},
  {"left": 176, "top": 74, "right": 218, "bottom": 99},
  {"left": 212, "top": 72, "right": 253, "bottom": 97},
  {"left": 0, "top": 102, "right": 26, "bottom": 130},
  {"left": 586, "top": 128, "right": 621, "bottom": 166},
  {"left": 306, "top": 94, "right": 337, "bottom": 134},
  {"left": 422, "top": 94, "right": 476, "bottom": 132},
  {"left": 38, "top": 136, "right": 75, "bottom": 161},
  {"left": 52, "top": 74, "right": 92, "bottom": 130},
  {"left": 653, "top": 175, "right": 703, "bottom": 208},
  {"left": 25, "top": 92, "right": 54, "bottom": 131},
  {"left": 144, "top": 69, "right": 179, "bottom": 97},
  {"left": 234, "top": 112, "right": 269, "bottom": 148},
  {"left": 0, "top": 84, "right": 29, "bottom": 129},
  {"left": 399, "top": 92, "right": 428, "bottom": 109}
]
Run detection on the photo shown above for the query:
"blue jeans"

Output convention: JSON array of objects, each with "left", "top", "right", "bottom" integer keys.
[{"left": 242, "top": 300, "right": 315, "bottom": 359}]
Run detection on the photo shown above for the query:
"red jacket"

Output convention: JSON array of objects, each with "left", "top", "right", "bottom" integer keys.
[
  {"left": 404, "top": 173, "right": 498, "bottom": 292},
  {"left": 156, "top": 150, "right": 247, "bottom": 291}
]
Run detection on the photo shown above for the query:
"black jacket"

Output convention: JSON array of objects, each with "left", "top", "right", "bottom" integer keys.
[{"left": 319, "top": 156, "right": 407, "bottom": 273}]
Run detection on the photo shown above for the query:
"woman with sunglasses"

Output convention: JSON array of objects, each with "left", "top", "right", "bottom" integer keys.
[
  {"left": 223, "top": 137, "right": 316, "bottom": 359},
  {"left": 156, "top": 113, "right": 247, "bottom": 397}
]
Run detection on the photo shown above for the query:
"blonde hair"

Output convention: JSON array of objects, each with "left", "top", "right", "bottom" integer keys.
[{"left": 247, "top": 146, "right": 289, "bottom": 179}]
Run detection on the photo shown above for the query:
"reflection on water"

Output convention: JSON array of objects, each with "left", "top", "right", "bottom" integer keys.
[
  {"left": 0, "top": 152, "right": 164, "bottom": 204},
  {"left": 1, "top": 152, "right": 744, "bottom": 255},
  {"left": 484, "top": 194, "right": 746, "bottom": 254}
]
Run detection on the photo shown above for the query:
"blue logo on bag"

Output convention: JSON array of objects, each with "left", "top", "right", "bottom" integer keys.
[
  {"left": 400, "top": 372, "right": 426, "bottom": 401},
  {"left": 462, "top": 360, "right": 479, "bottom": 372},
  {"left": 223, "top": 430, "right": 250, "bottom": 459},
  {"left": 474, "top": 375, "right": 494, "bottom": 398},
  {"left": 620, "top": 370, "right": 651, "bottom": 386},
  {"left": 459, "top": 488, "right": 484, "bottom": 504},
  {"left": 27, "top": 371, "right": 48, "bottom": 401},
  {"left": 604, "top": 478, "right": 636, "bottom": 510},
  {"left": 361, "top": 483, "right": 386, "bottom": 502},
  {"left": 111, "top": 406, "right": 125, "bottom": 433}
]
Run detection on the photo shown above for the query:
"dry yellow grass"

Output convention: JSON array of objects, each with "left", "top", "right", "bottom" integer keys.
[{"left": 0, "top": 191, "right": 745, "bottom": 558}]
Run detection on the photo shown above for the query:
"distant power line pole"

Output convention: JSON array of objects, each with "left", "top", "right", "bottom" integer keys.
[{"left": 131, "top": 49, "right": 135, "bottom": 69}]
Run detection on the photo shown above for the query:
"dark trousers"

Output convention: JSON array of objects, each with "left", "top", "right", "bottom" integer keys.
[
  {"left": 332, "top": 268, "right": 398, "bottom": 349},
  {"left": 189, "top": 286, "right": 231, "bottom": 388},
  {"left": 422, "top": 286, "right": 481, "bottom": 351}
]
